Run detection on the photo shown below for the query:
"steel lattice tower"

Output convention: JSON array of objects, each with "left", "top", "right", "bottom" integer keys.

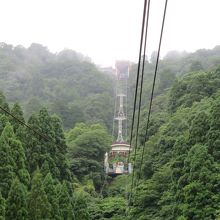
[{"left": 104, "top": 61, "right": 132, "bottom": 176}]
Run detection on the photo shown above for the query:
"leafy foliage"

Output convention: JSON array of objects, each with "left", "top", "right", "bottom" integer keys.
[
  {"left": 1, "top": 44, "right": 220, "bottom": 219},
  {"left": 129, "top": 66, "right": 220, "bottom": 219},
  {"left": 67, "top": 123, "right": 111, "bottom": 190}
]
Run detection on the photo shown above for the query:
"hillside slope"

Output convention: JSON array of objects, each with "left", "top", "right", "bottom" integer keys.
[{"left": 0, "top": 42, "right": 114, "bottom": 129}]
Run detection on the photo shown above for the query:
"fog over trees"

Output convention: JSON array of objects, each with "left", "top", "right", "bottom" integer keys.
[{"left": 1, "top": 42, "right": 220, "bottom": 219}]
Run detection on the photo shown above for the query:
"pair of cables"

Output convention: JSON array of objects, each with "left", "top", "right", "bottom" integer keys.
[
  {"left": 127, "top": 0, "right": 168, "bottom": 212},
  {"left": 0, "top": 105, "right": 54, "bottom": 143}
]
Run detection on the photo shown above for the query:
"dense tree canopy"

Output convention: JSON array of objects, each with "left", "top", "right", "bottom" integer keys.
[
  {"left": 127, "top": 66, "right": 220, "bottom": 219},
  {"left": 1, "top": 43, "right": 220, "bottom": 219},
  {"left": 0, "top": 43, "right": 114, "bottom": 130}
]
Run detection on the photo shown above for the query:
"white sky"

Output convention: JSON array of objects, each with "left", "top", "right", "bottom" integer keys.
[{"left": 0, "top": 0, "right": 220, "bottom": 66}]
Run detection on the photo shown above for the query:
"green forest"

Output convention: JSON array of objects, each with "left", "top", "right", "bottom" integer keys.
[
  {"left": 0, "top": 43, "right": 114, "bottom": 130},
  {"left": 1, "top": 42, "right": 220, "bottom": 219}
]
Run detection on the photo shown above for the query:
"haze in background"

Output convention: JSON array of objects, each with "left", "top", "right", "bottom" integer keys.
[{"left": 0, "top": 0, "right": 219, "bottom": 66}]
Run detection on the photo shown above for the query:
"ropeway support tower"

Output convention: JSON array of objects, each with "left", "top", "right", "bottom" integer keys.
[{"left": 104, "top": 61, "right": 132, "bottom": 176}]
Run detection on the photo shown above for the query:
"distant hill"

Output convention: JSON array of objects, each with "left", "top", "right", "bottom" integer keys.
[
  {"left": 0, "top": 42, "right": 114, "bottom": 129},
  {"left": 1, "top": 42, "right": 220, "bottom": 130}
]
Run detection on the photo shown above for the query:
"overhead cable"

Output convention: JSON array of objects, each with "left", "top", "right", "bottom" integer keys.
[
  {"left": 128, "top": 0, "right": 169, "bottom": 210},
  {"left": 127, "top": 0, "right": 149, "bottom": 208},
  {"left": 0, "top": 105, "right": 54, "bottom": 143},
  {"left": 138, "top": 0, "right": 169, "bottom": 181}
]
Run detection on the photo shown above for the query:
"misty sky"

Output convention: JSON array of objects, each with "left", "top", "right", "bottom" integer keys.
[{"left": 0, "top": 0, "right": 220, "bottom": 66}]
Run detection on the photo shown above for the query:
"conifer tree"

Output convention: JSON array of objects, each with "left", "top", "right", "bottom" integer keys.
[
  {"left": 56, "top": 182, "right": 73, "bottom": 219},
  {"left": 10, "top": 137, "right": 29, "bottom": 186},
  {"left": 1, "top": 122, "right": 30, "bottom": 186},
  {"left": 43, "top": 173, "right": 60, "bottom": 219},
  {"left": 28, "top": 169, "right": 51, "bottom": 220},
  {"left": 6, "top": 178, "right": 28, "bottom": 220},
  {"left": 0, "top": 192, "right": 5, "bottom": 220},
  {"left": 25, "top": 114, "right": 42, "bottom": 174},
  {"left": 0, "top": 123, "right": 15, "bottom": 198},
  {"left": 10, "top": 103, "right": 27, "bottom": 143},
  {"left": 38, "top": 108, "right": 55, "bottom": 155},
  {"left": 38, "top": 108, "right": 58, "bottom": 177},
  {"left": 51, "top": 114, "right": 71, "bottom": 181},
  {"left": 10, "top": 103, "right": 25, "bottom": 133}
]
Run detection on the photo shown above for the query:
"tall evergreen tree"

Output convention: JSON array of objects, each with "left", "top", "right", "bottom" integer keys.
[
  {"left": 38, "top": 108, "right": 55, "bottom": 154},
  {"left": 10, "top": 136, "right": 29, "bottom": 186},
  {"left": 28, "top": 169, "right": 51, "bottom": 220},
  {"left": 56, "top": 182, "right": 73, "bottom": 219},
  {"left": 38, "top": 108, "right": 58, "bottom": 178},
  {"left": 10, "top": 103, "right": 25, "bottom": 132},
  {"left": 25, "top": 114, "right": 42, "bottom": 174},
  {"left": 0, "top": 123, "right": 15, "bottom": 198},
  {"left": 43, "top": 172, "right": 60, "bottom": 219},
  {"left": 6, "top": 178, "right": 28, "bottom": 220},
  {"left": 51, "top": 114, "right": 71, "bottom": 180},
  {"left": 9, "top": 103, "right": 27, "bottom": 143},
  {"left": 1, "top": 122, "right": 30, "bottom": 186}
]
